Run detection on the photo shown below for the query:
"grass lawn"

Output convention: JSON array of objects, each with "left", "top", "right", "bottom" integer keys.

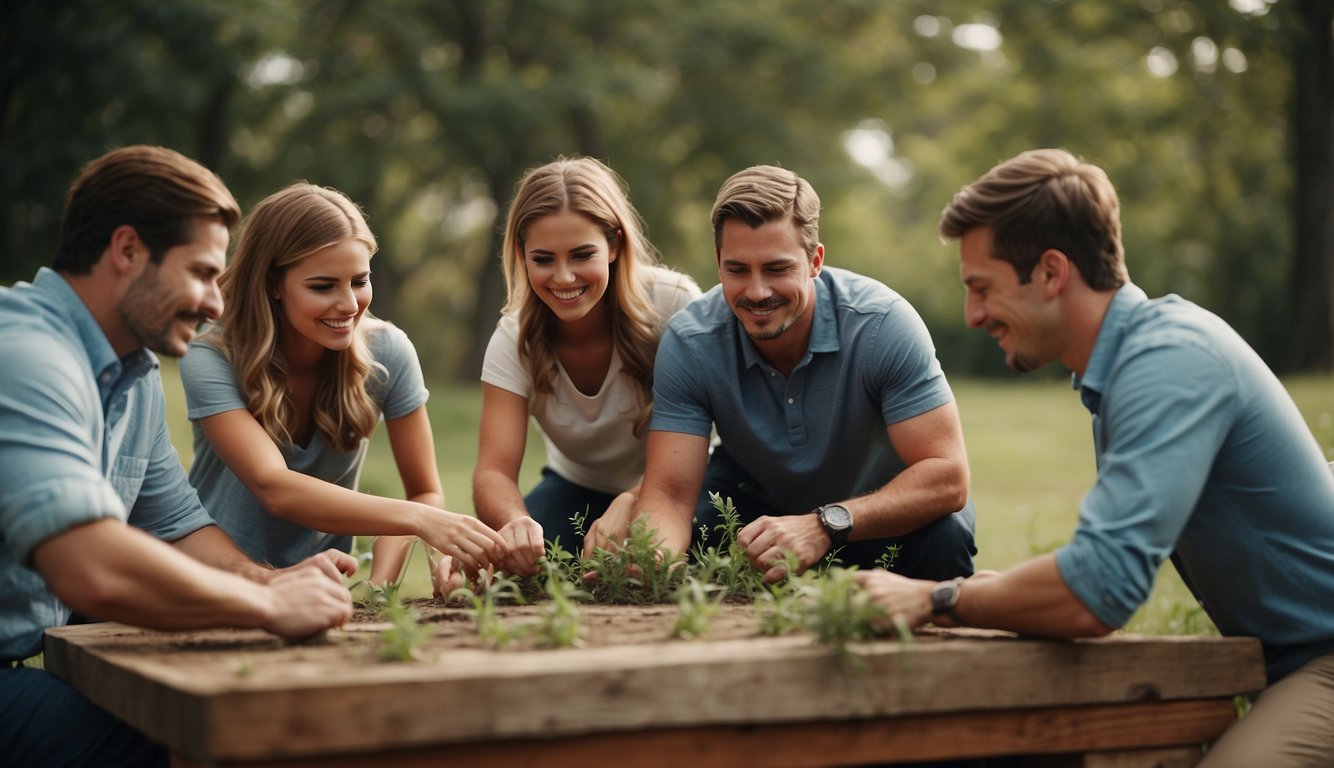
[{"left": 159, "top": 360, "right": 1334, "bottom": 635}]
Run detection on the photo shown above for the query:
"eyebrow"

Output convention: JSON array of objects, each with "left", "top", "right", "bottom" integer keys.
[
  {"left": 529, "top": 243, "right": 600, "bottom": 256},
  {"left": 302, "top": 271, "right": 371, "bottom": 281}
]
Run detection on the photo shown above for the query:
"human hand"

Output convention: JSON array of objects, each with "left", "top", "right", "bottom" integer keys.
[
  {"left": 275, "top": 549, "right": 358, "bottom": 584},
  {"left": 497, "top": 517, "right": 545, "bottom": 577},
  {"left": 430, "top": 554, "right": 467, "bottom": 599},
  {"left": 418, "top": 509, "right": 505, "bottom": 576},
  {"left": 853, "top": 569, "right": 935, "bottom": 632},
  {"left": 736, "top": 514, "right": 829, "bottom": 583},
  {"left": 260, "top": 567, "right": 354, "bottom": 639}
]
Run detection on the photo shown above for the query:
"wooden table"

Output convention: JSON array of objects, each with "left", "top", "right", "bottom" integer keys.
[{"left": 44, "top": 619, "right": 1265, "bottom": 768}]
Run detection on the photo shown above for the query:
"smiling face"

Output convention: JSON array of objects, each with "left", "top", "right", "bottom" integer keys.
[
  {"left": 959, "top": 226, "right": 1061, "bottom": 374},
  {"left": 717, "top": 216, "right": 822, "bottom": 350},
  {"left": 118, "top": 216, "right": 228, "bottom": 358},
  {"left": 522, "top": 209, "right": 616, "bottom": 326},
  {"left": 274, "top": 238, "right": 373, "bottom": 355}
]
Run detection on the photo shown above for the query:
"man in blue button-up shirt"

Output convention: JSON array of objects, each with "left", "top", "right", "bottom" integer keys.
[
  {"left": 0, "top": 146, "right": 357, "bottom": 767},
  {"left": 587, "top": 165, "right": 977, "bottom": 583},
  {"left": 857, "top": 148, "right": 1334, "bottom": 765}
]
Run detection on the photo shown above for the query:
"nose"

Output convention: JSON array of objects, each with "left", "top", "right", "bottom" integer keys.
[
  {"left": 745, "top": 272, "right": 772, "bottom": 302},
  {"left": 553, "top": 258, "right": 575, "bottom": 285},
  {"left": 202, "top": 279, "right": 224, "bottom": 321},
  {"left": 964, "top": 292, "right": 985, "bottom": 329},
  {"left": 333, "top": 283, "right": 358, "bottom": 313}
]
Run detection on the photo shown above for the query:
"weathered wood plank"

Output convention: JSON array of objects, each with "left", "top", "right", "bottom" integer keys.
[
  {"left": 167, "top": 700, "right": 1236, "bottom": 768},
  {"left": 46, "top": 622, "right": 1262, "bottom": 763}
]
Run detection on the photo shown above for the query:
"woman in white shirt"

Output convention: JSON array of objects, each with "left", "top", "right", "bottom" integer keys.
[{"left": 474, "top": 157, "right": 701, "bottom": 575}]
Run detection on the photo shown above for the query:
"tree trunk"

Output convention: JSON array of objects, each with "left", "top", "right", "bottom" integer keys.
[{"left": 1286, "top": 0, "right": 1334, "bottom": 371}]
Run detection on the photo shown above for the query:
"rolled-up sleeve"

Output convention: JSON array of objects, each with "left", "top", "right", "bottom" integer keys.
[
  {"left": 0, "top": 336, "right": 124, "bottom": 564},
  {"left": 1055, "top": 343, "right": 1236, "bottom": 627}
]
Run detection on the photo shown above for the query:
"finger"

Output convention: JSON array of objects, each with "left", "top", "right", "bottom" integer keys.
[{"left": 763, "top": 564, "right": 787, "bottom": 583}]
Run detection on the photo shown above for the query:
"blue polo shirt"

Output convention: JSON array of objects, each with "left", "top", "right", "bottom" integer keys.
[
  {"left": 652, "top": 267, "right": 955, "bottom": 515},
  {"left": 1055, "top": 284, "right": 1334, "bottom": 682},
  {"left": 0, "top": 268, "right": 215, "bottom": 659}
]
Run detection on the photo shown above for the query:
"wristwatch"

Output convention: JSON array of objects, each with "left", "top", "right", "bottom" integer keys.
[
  {"left": 930, "top": 576, "right": 966, "bottom": 623},
  {"left": 816, "top": 503, "right": 853, "bottom": 547}
]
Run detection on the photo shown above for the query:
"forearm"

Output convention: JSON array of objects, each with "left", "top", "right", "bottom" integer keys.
[
  {"left": 173, "top": 524, "right": 275, "bottom": 583},
  {"left": 954, "top": 555, "right": 1113, "bottom": 638},
  {"left": 472, "top": 468, "right": 529, "bottom": 530},
  {"left": 369, "top": 536, "right": 416, "bottom": 585},
  {"left": 847, "top": 456, "right": 969, "bottom": 540},
  {"left": 633, "top": 488, "right": 695, "bottom": 555},
  {"left": 36, "top": 520, "right": 278, "bottom": 631},
  {"left": 254, "top": 468, "right": 429, "bottom": 537}
]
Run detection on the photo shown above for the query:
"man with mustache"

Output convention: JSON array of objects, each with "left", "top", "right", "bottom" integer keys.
[
  {"left": 855, "top": 149, "right": 1334, "bottom": 766},
  {"left": 0, "top": 146, "right": 356, "bottom": 767},
  {"left": 588, "top": 165, "right": 976, "bottom": 582}
]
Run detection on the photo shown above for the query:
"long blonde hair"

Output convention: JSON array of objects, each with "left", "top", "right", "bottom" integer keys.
[
  {"left": 209, "top": 183, "right": 382, "bottom": 451},
  {"left": 499, "top": 156, "right": 663, "bottom": 435}
]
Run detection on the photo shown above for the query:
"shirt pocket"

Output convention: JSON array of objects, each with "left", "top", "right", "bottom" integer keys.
[{"left": 109, "top": 455, "right": 148, "bottom": 511}]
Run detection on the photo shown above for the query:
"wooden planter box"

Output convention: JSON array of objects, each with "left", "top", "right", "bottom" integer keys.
[{"left": 43, "top": 603, "right": 1265, "bottom": 767}]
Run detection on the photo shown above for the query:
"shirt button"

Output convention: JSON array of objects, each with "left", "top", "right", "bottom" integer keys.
[{"left": 787, "top": 398, "right": 794, "bottom": 404}]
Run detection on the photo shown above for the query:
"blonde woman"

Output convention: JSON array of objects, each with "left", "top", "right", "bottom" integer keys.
[
  {"left": 181, "top": 183, "right": 503, "bottom": 589},
  {"left": 473, "top": 157, "right": 701, "bottom": 576}
]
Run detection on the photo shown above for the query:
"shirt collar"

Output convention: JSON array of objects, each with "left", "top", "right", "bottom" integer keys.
[
  {"left": 32, "top": 267, "right": 159, "bottom": 395},
  {"left": 736, "top": 272, "right": 840, "bottom": 370},
  {"left": 1072, "top": 282, "right": 1148, "bottom": 413}
]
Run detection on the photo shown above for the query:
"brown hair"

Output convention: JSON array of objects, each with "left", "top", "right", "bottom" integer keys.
[
  {"left": 710, "top": 165, "right": 821, "bottom": 259},
  {"left": 54, "top": 145, "right": 240, "bottom": 273},
  {"left": 499, "top": 156, "right": 664, "bottom": 436},
  {"left": 204, "top": 183, "right": 382, "bottom": 451},
  {"left": 939, "top": 148, "right": 1127, "bottom": 290}
]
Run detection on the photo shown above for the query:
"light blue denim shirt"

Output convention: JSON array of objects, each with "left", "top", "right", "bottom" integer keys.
[
  {"left": 0, "top": 268, "right": 215, "bottom": 659},
  {"left": 1055, "top": 284, "right": 1334, "bottom": 682},
  {"left": 652, "top": 267, "right": 956, "bottom": 515}
]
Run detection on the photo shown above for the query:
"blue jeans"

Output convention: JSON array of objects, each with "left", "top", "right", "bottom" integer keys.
[
  {"left": 0, "top": 663, "right": 167, "bottom": 767},
  {"left": 525, "top": 467, "right": 619, "bottom": 554},
  {"left": 693, "top": 444, "right": 977, "bottom": 580}
]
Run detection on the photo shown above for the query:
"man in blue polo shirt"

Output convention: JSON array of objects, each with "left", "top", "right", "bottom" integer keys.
[
  {"left": 0, "top": 146, "right": 356, "bottom": 767},
  {"left": 856, "top": 149, "right": 1334, "bottom": 765},
  {"left": 587, "top": 165, "right": 976, "bottom": 582}
]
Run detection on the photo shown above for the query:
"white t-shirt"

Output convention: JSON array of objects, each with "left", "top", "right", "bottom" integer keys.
[{"left": 481, "top": 266, "right": 701, "bottom": 494}]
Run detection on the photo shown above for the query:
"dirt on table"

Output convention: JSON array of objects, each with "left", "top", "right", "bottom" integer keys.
[{"left": 360, "top": 597, "right": 768, "bottom": 650}]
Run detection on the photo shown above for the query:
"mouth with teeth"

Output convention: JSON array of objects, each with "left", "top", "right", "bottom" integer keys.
[
  {"left": 320, "top": 317, "right": 355, "bottom": 330},
  {"left": 550, "top": 286, "right": 587, "bottom": 303}
]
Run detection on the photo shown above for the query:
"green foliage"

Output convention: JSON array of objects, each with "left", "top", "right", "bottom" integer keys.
[
  {"left": 377, "top": 596, "right": 436, "bottom": 662},
  {"left": 671, "top": 576, "right": 724, "bottom": 640},
  {"left": 447, "top": 570, "right": 527, "bottom": 649},
  {"left": 582, "top": 515, "right": 687, "bottom": 604},
  {"left": 874, "top": 544, "right": 903, "bottom": 571},
  {"left": 8, "top": 1, "right": 1324, "bottom": 374},
  {"left": 689, "top": 492, "right": 765, "bottom": 600},
  {"left": 800, "top": 567, "right": 886, "bottom": 668},
  {"left": 530, "top": 554, "right": 591, "bottom": 649}
]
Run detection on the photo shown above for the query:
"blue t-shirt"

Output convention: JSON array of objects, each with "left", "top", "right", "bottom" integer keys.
[
  {"left": 181, "top": 320, "right": 428, "bottom": 567},
  {"left": 652, "top": 267, "right": 955, "bottom": 514},
  {"left": 1055, "top": 284, "right": 1334, "bottom": 682},
  {"left": 0, "top": 269, "right": 215, "bottom": 659}
]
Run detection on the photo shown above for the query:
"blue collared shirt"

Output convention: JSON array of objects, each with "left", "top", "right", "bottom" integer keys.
[
  {"left": 0, "top": 268, "right": 215, "bottom": 659},
  {"left": 652, "top": 267, "right": 955, "bottom": 514},
  {"left": 1055, "top": 284, "right": 1334, "bottom": 682}
]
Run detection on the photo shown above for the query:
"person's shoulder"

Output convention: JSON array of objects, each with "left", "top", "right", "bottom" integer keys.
[
  {"left": 645, "top": 265, "right": 704, "bottom": 318},
  {"left": 821, "top": 266, "right": 909, "bottom": 314},
  {"left": 361, "top": 316, "right": 414, "bottom": 356},
  {"left": 665, "top": 284, "right": 729, "bottom": 338},
  {"left": 1125, "top": 293, "right": 1242, "bottom": 355}
]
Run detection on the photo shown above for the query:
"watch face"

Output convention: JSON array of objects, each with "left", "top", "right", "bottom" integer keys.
[{"left": 821, "top": 504, "right": 852, "bottom": 529}]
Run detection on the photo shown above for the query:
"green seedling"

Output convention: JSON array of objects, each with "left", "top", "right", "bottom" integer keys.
[
  {"left": 448, "top": 569, "right": 528, "bottom": 648},
  {"left": 531, "top": 557, "right": 591, "bottom": 648},
  {"left": 874, "top": 544, "right": 903, "bottom": 571},
  {"left": 672, "top": 575, "right": 724, "bottom": 639},
  {"left": 799, "top": 566, "right": 887, "bottom": 669},
  {"left": 690, "top": 492, "right": 764, "bottom": 600},
  {"left": 376, "top": 591, "right": 435, "bottom": 662},
  {"left": 583, "top": 515, "right": 686, "bottom": 604},
  {"left": 754, "top": 551, "right": 809, "bottom": 637}
]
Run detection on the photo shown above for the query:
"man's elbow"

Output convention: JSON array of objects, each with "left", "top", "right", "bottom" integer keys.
[{"left": 1066, "top": 606, "right": 1118, "bottom": 638}]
